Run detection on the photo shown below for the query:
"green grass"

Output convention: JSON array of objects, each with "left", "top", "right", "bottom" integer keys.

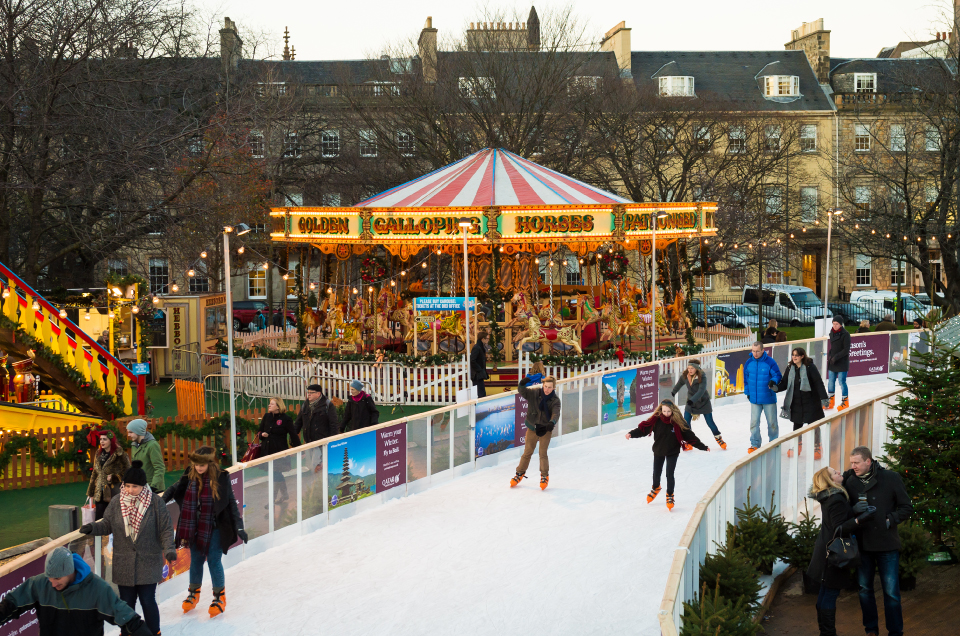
[{"left": 775, "top": 324, "right": 917, "bottom": 342}]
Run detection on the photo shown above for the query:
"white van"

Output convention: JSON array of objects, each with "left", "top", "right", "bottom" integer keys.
[
  {"left": 849, "top": 290, "right": 926, "bottom": 323},
  {"left": 740, "top": 284, "right": 832, "bottom": 326}
]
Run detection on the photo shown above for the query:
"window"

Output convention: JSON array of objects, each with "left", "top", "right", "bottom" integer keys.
[
  {"left": 800, "top": 124, "right": 817, "bottom": 152},
  {"left": 889, "top": 124, "right": 905, "bottom": 152},
  {"left": 250, "top": 130, "right": 264, "bottom": 158},
  {"left": 854, "top": 123, "right": 871, "bottom": 152},
  {"left": 766, "top": 271, "right": 783, "bottom": 285},
  {"left": 250, "top": 223, "right": 267, "bottom": 233},
  {"left": 764, "top": 75, "right": 799, "bottom": 96},
  {"left": 854, "top": 186, "right": 872, "bottom": 215},
  {"left": 695, "top": 274, "right": 712, "bottom": 290},
  {"left": 459, "top": 76, "right": 495, "bottom": 99},
  {"left": 148, "top": 258, "right": 169, "bottom": 294},
  {"left": 569, "top": 76, "right": 601, "bottom": 95},
  {"left": 248, "top": 270, "right": 266, "bottom": 299},
  {"left": 187, "top": 136, "right": 203, "bottom": 157},
  {"left": 369, "top": 82, "right": 399, "bottom": 97},
  {"left": 728, "top": 126, "right": 745, "bottom": 153},
  {"left": 926, "top": 184, "right": 938, "bottom": 210},
  {"left": 925, "top": 125, "right": 940, "bottom": 152},
  {"left": 800, "top": 186, "right": 818, "bottom": 223},
  {"left": 147, "top": 211, "right": 163, "bottom": 235},
  {"left": 322, "top": 193, "right": 341, "bottom": 206},
  {"left": 286, "top": 273, "right": 297, "bottom": 298},
  {"left": 321, "top": 130, "right": 340, "bottom": 158},
  {"left": 359, "top": 130, "right": 377, "bottom": 157},
  {"left": 658, "top": 76, "right": 695, "bottom": 97},
  {"left": 287, "top": 193, "right": 303, "bottom": 206},
  {"left": 189, "top": 263, "right": 209, "bottom": 293},
  {"left": 397, "top": 131, "right": 415, "bottom": 157},
  {"left": 729, "top": 254, "right": 747, "bottom": 288},
  {"left": 764, "top": 125, "right": 781, "bottom": 152},
  {"left": 107, "top": 259, "right": 128, "bottom": 277},
  {"left": 657, "top": 125, "right": 675, "bottom": 152},
  {"left": 694, "top": 125, "right": 711, "bottom": 150},
  {"left": 890, "top": 185, "right": 906, "bottom": 213},
  {"left": 854, "top": 73, "right": 876, "bottom": 93},
  {"left": 891, "top": 259, "right": 905, "bottom": 285},
  {"left": 283, "top": 132, "right": 301, "bottom": 159},
  {"left": 855, "top": 254, "right": 872, "bottom": 286},
  {"left": 764, "top": 186, "right": 783, "bottom": 217}
]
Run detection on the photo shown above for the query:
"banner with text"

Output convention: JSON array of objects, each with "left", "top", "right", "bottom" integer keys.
[
  {"left": 601, "top": 369, "right": 638, "bottom": 424},
  {"left": 845, "top": 334, "right": 890, "bottom": 377},
  {"left": 0, "top": 556, "right": 44, "bottom": 636},
  {"left": 328, "top": 432, "right": 377, "bottom": 510},
  {"left": 635, "top": 365, "right": 660, "bottom": 416},
  {"left": 376, "top": 423, "right": 406, "bottom": 492},
  {"left": 414, "top": 297, "right": 477, "bottom": 312}
]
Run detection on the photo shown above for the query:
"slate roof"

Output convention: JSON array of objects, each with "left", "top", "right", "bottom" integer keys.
[
  {"left": 829, "top": 58, "right": 951, "bottom": 93},
  {"left": 243, "top": 59, "right": 396, "bottom": 85},
  {"left": 630, "top": 50, "right": 834, "bottom": 111}
]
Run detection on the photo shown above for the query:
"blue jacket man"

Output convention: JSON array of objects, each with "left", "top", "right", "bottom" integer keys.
[{"left": 742, "top": 342, "right": 782, "bottom": 452}]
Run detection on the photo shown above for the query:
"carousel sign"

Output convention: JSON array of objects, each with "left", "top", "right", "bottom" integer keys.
[{"left": 372, "top": 215, "right": 481, "bottom": 236}]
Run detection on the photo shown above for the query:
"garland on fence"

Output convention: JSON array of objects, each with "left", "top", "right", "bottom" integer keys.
[
  {"left": 0, "top": 421, "right": 128, "bottom": 478},
  {"left": 151, "top": 413, "right": 259, "bottom": 467},
  {"left": 529, "top": 343, "right": 704, "bottom": 367},
  {"left": 214, "top": 338, "right": 458, "bottom": 367}
]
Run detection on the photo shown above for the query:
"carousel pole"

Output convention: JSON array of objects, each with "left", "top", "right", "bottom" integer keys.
[
  {"left": 650, "top": 211, "right": 668, "bottom": 361},
  {"left": 458, "top": 218, "right": 472, "bottom": 390}
]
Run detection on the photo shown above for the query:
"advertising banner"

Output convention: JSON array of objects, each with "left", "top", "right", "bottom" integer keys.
[
  {"left": 0, "top": 556, "right": 44, "bottom": 636},
  {"left": 845, "top": 334, "right": 890, "bottom": 377},
  {"left": 230, "top": 471, "right": 244, "bottom": 549},
  {"left": 715, "top": 350, "right": 751, "bottom": 398},
  {"left": 376, "top": 423, "right": 406, "bottom": 492},
  {"left": 601, "top": 369, "right": 638, "bottom": 424},
  {"left": 635, "top": 365, "right": 659, "bottom": 416},
  {"left": 328, "top": 432, "right": 377, "bottom": 510},
  {"left": 474, "top": 395, "right": 517, "bottom": 458},
  {"left": 160, "top": 500, "right": 190, "bottom": 584},
  {"left": 414, "top": 297, "right": 477, "bottom": 312},
  {"left": 514, "top": 394, "right": 529, "bottom": 447}
]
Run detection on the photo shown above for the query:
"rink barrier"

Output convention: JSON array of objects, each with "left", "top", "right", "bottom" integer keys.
[
  {"left": 656, "top": 385, "right": 907, "bottom": 636},
  {"left": 0, "top": 330, "right": 926, "bottom": 625}
]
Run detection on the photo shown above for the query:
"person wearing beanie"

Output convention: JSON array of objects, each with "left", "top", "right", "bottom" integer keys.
[
  {"left": 0, "top": 547, "right": 154, "bottom": 635},
  {"left": 85, "top": 429, "right": 130, "bottom": 520},
  {"left": 827, "top": 316, "right": 851, "bottom": 411},
  {"left": 510, "top": 371, "right": 560, "bottom": 490},
  {"left": 625, "top": 399, "right": 709, "bottom": 511},
  {"left": 671, "top": 359, "right": 726, "bottom": 450},
  {"left": 80, "top": 460, "right": 175, "bottom": 636},
  {"left": 163, "top": 446, "right": 247, "bottom": 618},
  {"left": 126, "top": 418, "right": 165, "bottom": 493},
  {"left": 340, "top": 380, "right": 379, "bottom": 434}
]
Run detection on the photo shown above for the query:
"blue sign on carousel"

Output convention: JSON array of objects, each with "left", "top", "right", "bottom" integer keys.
[{"left": 413, "top": 297, "right": 477, "bottom": 312}]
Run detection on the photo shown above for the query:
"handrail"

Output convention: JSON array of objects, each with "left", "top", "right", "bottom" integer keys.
[{"left": 0, "top": 530, "right": 81, "bottom": 579}]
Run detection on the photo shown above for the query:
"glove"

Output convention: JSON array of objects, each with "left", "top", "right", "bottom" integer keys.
[
  {"left": 121, "top": 617, "right": 154, "bottom": 636},
  {"left": 545, "top": 422, "right": 556, "bottom": 432},
  {"left": 821, "top": 399, "right": 830, "bottom": 408},
  {"left": 79, "top": 523, "right": 93, "bottom": 535},
  {"left": 165, "top": 551, "right": 177, "bottom": 563},
  {"left": 527, "top": 373, "right": 543, "bottom": 385},
  {"left": 855, "top": 506, "right": 877, "bottom": 524},
  {"left": 535, "top": 425, "right": 547, "bottom": 437},
  {"left": 851, "top": 500, "right": 869, "bottom": 514},
  {"left": 237, "top": 529, "right": 249, "bottom": 544},
  {"left": 768, "top": 381, "right": 778, "bottom": 391},
  {"left": 0, "top": 596, "right": 16, "bottom": 623}
]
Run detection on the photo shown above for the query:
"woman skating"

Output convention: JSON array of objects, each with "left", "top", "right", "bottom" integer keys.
[
  {"left": 86, "top": 430, "right": 131, "bottom": 520},
  {"left": 625, "top": 399, "right": 709, "bottom": 510},
  {"left": 671, "top": 359, "right": 726, "bottom": 450}
]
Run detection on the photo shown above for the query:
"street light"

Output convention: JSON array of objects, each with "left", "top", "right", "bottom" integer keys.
[
  {"left": 820, "top": 210, "right": 838, "bottom": 339},
  {"left": 458, "top": 217, "right": 473, "bottom": 393},
  {"left": 650, "top": 210, "right": 669, "bottom": 361},
  {"left": 223, "top": 222, "right": 251, "bottom": 466}
]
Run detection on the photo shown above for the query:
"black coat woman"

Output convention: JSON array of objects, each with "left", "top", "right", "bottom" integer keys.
[
  {"left": 340, "top": 380, "right": 380, "bottom": 433},
  {"left": 258, "top": 397, "right": 300, "bottom": 504},
  {"left": 772, "top": 347, "right": 829, "bottom": 457}
]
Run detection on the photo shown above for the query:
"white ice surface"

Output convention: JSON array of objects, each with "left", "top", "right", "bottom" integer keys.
[{"left": 119, "top": 379, "right": 897, "bottom": 636}]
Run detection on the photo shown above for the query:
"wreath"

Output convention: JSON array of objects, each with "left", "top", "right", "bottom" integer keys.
[
  {"left": 599, "top": 249, "right": 630, "bottom": 281},
  {"left": 359, "top": 255, "right": 388, "bottom": 283}
]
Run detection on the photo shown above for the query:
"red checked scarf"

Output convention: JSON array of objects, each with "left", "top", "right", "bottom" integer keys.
[
  {"left": 119, "top": 486, "right": 153, "bottom": 542},
  {"left": 177, "top": 475, "right": 215, "bottom": 554}
]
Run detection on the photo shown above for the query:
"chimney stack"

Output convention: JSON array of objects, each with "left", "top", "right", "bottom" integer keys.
[
  {"left": 418, "top": 16, "right": 438, "bottom": 83},
  {"left": 600, "top": 21, "right": 632, "bottom": 78},
  {"left": 220, "top": 17, "right": 243, "bottom": 74}
]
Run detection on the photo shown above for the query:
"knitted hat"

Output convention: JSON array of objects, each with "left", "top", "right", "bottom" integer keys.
[
  {"left": 306, "top": 384, "right": 322, "bottom": 392},
  {"left": 126, "top": 419, "right": 148, "bottom": 438},
  {"left": 350, "top": 380, "right": 364, "bottom": 392},
  {"left": 686, "top": 361, "right": 702, "bottom": 372},
  {"left": 832, "top": 316, "right": 843, "bottom": 325},
  {"left": 123, "top": 460, "right": 148, "bottom": 487},
  {"left": 188, "top": 446, "right": 217, "bottom": 466},
  {"left": 45, "top": 548, "right": 75, "bottom": 578}
]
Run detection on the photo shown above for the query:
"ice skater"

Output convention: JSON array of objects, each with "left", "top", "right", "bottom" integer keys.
[
  {"left": 510, "top": 371, "right": 560, "bottom": 490},
  {"left": 625, "top": 399, "right": 709, "bottom": 510},
  {"left": 671, "top": 359, "right": 727, "bottom": 450}
]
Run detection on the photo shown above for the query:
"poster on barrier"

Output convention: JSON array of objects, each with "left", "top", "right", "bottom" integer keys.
[
  {"left": 328, "top": 432, "right": 376, "bottom": 510},
  {"left": 474, "top": 394, "right": 517, "bottom": 458},
  {"left": 715, "top": 348, "right": 771, "bottom": 398},
  {"left": 514, "top": 393, "right": 529, "bottom": 446},
  {"left": 230, "top": 471, "right": 244, "bottom": 549},
  {"left": 376, "top": 423, "right": 406, "bottom": 492},
  {"left": 635, "top": 365, "right": 659, "bottom": 416},
  {"left": 846, "top": 334, "right": 890, "bottom": 377},
  {"left": 160, "top": 500, "right": 190, "bottom": 584},
  {"left": 0, "top": 556, "right": 44, "bottom": 636},
  {"left": 601, "top": 369, "right": 638, "bottom": 423}
]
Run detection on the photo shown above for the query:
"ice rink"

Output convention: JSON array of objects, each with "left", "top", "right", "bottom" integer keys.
[{"left": 119, "top": 379, "right": 898, "bottom": 636}]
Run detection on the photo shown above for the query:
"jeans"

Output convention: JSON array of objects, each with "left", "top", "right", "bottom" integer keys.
[
  {"left": 858, "top": 550, "right": 903, "bottom": 636},
  {"left": 749, "top": 402, "right": 779, "bottom": 448},
  {"left": 684, "top": 409, "right": 720, "bottom": 436},
  {"left": 516, "top": 428, "right": 552, "bottom": 475},
  {"left": 827, "top": 370, "right": 848, "bottom": 398},
  {"left": 119, "top": 583, "right": 159, "bottom": 635},
  {"left": 188, "top": 526, "right": 225, "bottom": 589},
  {"left": 816, "top": 584, "right": 841, "bottom": 611},
  {"left": 652, "top": 454, "right": 679, "bottom": 495}
]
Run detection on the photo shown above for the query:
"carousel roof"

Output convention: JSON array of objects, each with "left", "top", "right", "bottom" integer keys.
[{"left": 355, "top": 148, "right": 631, "bottom": 208}]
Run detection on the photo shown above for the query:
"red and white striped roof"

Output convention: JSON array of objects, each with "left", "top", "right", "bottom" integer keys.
[{"left": 355, "top": 148, "right": 631, "bottom": 208}]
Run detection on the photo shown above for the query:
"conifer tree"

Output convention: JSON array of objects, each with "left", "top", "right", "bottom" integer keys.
[
  {"left": 726, "top": 488, "right": 780, "bottom": 574},
  {"left": 680, "top": 576, "right": 762, "bottom": 636},
  {"left": 784, "top": 500, "right": 820, "bottom": 570},
  {"left": 699, "top": 530, "right": 763, "bottom": 611}
]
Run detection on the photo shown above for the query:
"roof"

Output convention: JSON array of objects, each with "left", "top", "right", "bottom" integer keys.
[
  {"left": 243, "top": 59, "right": 396, "bottom": 85},
  {"left": 630, "top": 50, "right": 834, "bottom": 111},
  {"left": 355, "top": 148, "right": 632, "bottom": 207},
  {"left": 829, "top": 57, "right": 951, "bottom": 93}
]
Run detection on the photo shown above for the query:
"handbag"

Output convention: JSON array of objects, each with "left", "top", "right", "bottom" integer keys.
[
  {"left": 826, "top": 528, "right": 860, "bottom": 569},
  {"left": 241, "top": 442, "right": 262, "bottom": 463},
  {"left": 81, "top": 497, "right": 96, "bottom": 525}
]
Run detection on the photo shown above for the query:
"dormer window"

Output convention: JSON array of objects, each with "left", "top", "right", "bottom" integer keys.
[
  {"left": 658, "top": 76, "right": 695, "bottom": 97},
  {"left": 854, "top": 73, "right": 876, "bottom": 93},
  {"left": 764, "top": 75, "right": 799, "bottom": 97}
]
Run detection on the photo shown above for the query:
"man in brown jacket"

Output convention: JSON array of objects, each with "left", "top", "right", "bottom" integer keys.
[{"left": 510, "top": 374, "right": 561, "bottom": 490}]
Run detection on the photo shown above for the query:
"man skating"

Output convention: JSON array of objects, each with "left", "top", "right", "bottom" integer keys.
[
  {"left": 743, "top": 341, "right": 782, "bottom": 453},
  {"left": 510, "top": 373, "right": 560, "bottom": 490}
]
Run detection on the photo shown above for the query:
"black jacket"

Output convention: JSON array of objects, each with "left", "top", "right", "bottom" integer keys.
[
  {"left": 517, "top": 376, "right": 561, "bottom": 431},
  {"left": 628, "top": 414, "right": 708, "bottom": 456},
  {"left": 294, "top": 395, "right": 340, "bottom": 443},
  {"left": 842, "top": 463, "right": 913, "bottom": 552},
  {"left": 671, "top": 374, "right": 712, "bottom": 415},
  {"left": 806, "top": 488, "right": 860, "bottom": 589},
  {"left": 470, "top": 342, "right": 489, "bottom": 381},
  {"left": 828, "top": 328, "right": 851, "bottom": 373},
  {"left": 857, "top": 326, "right": 871, "bottom": 333},
  {"left": 163, "top": 470, "right": 244, "bottom": 555},
  {"left": 873, "top": 320, "right": 897, "bottom": 332},
  {"left": 341, "top": 393, "right": 379, "bottom": 433},
  {"left": 259, "top": 411, "right": 301, "bottom": 456},
  {"left": 775, "top": 362, "right": 828, "bottom": 426}
]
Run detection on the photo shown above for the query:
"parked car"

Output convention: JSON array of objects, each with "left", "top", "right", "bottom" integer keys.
[
  {"left": 740, "top": 284, "right": 831, "bottom": 326},
  {"left": 849, "top": 290, "right": 926, "bottom": 323},
  {"left": 914, "top": 292, "right": 944, "bottom": 306},
  {"left": 689, "top": 301, "right": 729, "bottom": 327},
  {"left": 709, "top": 304, "right": 761, "bottom": 329},
  {"left": 827, "top": 302, "right": 885, "bottom": 327},
  {"left": 232, "top": 301, "right": 297, "bottom": 332}
]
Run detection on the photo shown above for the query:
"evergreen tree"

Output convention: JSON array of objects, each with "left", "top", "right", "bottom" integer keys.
[
  {"left": 680, "top": 576, "right": 762, "bottom": 636},
  {"left": 699, "top": 530, "right": 763, "bottom": 611},
  {"left": 760, "top": 491, "right": 792, "bottom": 560},
  {"left": 897, "top": 521, "right": 933, "bottom": 584},
  {"left": 882, "top": 328, "right": 960, "bottom": 544},
  {"left": 784, "top": 500, "right": 820, "bottom": 570},
  {"left": 726, "top": 488, "right": 780, "bottom": 574}
]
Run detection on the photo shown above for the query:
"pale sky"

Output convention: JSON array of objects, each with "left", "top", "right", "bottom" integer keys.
[{"left": 197, "top": 0, "right": 950, "bottom": 61}]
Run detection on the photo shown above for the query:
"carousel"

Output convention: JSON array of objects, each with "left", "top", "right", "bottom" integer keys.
[{"left": 270, "top": 148, "right": 717, "bottom": 361}]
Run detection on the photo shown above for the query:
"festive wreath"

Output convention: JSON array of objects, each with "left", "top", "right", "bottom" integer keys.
[
  {"left": 599, "top": 249, "right": 630, "bottom": 281},
  {"left": 359, "top": 255, "right": 388, "bottom": 283}
]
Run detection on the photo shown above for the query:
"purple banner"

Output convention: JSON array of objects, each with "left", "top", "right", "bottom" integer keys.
[
  {"left": 846, "top": 334, "right": 890, "bottom": 377},
  {"left": 376, "top": 423, "right": 406, "bottom": 492},
  {"left": 635, "top": 365, "right": 659, "bottom": 416},
  {"left": 514, "top": 394, "right": 529, "bottom": 447},
  {"left": 229, "top": 470, "right": 244, "bottom": 549},
  {"left": 0, "top": 555, "right": 44, "bottom": 636}
]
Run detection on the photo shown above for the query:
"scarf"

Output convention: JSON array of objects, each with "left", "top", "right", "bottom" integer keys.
[
  {"left": 858, "top": 462, "right": 878, "bottom": 487},
  {"left": 120, "top": 487, "right": 153, "bottom": 542},
  {"left": 351, "top": 391, "right": 367, "bottom": 402},
  {"left": 780, "top": 364, "right": 812, "bottom": 419},
  {"left": 176, "top": 475, "right": 216, "bottom": 554}
]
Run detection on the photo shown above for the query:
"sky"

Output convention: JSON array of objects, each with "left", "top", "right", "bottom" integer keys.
[{"left": 196, "top": 0, "right": 950, "bottom": 61}]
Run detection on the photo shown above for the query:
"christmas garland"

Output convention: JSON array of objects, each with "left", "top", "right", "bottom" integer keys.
[
  {"left": 599, "top": 249, "right": 630, "bottom": 281},
  {"left": 359, "top": 255, "right": 388, "bottom": 283},
  {"left": 529, "top": 343, "right": 703, "bottom": 367},
  {"left": 151, "top": 413, "right": 259, "bottom": 467},
  {"left": 0, "top": 421, "right": 129, "bottom": 478}
]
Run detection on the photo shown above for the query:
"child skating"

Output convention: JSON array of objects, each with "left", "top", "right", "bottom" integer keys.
[{"left": 625, "top": 399, "right": 709, "bottom": 510}]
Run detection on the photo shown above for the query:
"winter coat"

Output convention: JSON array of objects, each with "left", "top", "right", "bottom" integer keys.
[
  {"left": 340, "top": 393, "right": 380, "bottom": 433},
  {"left": 87, "top": 492, "right": 175, "bottom": 586},
  {"left": 0, "top": 553, "right": 146, "bottom": 636},
  {"left": 517, "top": 376, "right": 561, "bottom": 431},
  {"left": 294, "top": 395, "right": 340, "bottom": 443},
  {"left": 828, "top": 328, "right": 851, "bottom": 373},
  {"left": 806, "top": 487, "right": 860, "bottom": 589},
  {"left": 258, "top": 412, "right": 301, "bottom": 456},
  {"left": 672, "top": 374, "right": 712, "bottom": 415},
  {"left": 163, "top": 469, "right": 244, "bottom": 556},
  {"left": 775, "top": 361, "right": 828, "bottom": 427},
  {"left": 470, "top": 342, "right": 489, "bottom": 382},
  {"left": 86, "top": 450, "right": 131, "bottom": 503},
  {"left": 743, "top": 352, "right": 782, "bottom": 405},
  {"left": 131, "top": 433, "right": 165, "bottom": 493},
  {"left": 873, "top": 320, "right": 897, "bottom": 332},
  {"left": 842, "top": 462, "right": 913, "bottom": 552},
  {"left": 857, "top": 326, "right": 872, "bottom": 333},
  {"left": 628, "top": 413, "right": 709, "bottom": 457}
]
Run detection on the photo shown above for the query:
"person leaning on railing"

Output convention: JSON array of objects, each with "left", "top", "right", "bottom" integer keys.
[{"left": 259, "top": 397, "right": 300, "bottom": 504}]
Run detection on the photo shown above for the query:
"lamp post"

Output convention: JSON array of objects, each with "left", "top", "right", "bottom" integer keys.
[
  {"left": 820, "top": 209, "right": 838, "bottom": 338},
  {"left": 650, "top": 210, "right": 669, "bottom": 361},
  {"left": 223, "top": 223, "right": 251, "bottom": 465},
  {"left": 458, "top": 218, "right": 473, "bottom": 393}
]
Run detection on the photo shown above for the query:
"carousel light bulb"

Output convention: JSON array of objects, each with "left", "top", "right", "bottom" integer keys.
[
  {"left": 309, "top": 283, "right": 316, "bottom": 290},
  {"left": 238, "top": 246, "right": 245, "bottom": 254},
  {"left": 327, "top": 288, "right": 333, "bottom": 294},
  {"left": 390, "top": 280, "right": 396, "bottom": 286},
  {"left": 352, "top": 288, "right": 358, "bottom": 294},
  {"left": 59, "top": 309, "right": 67, "bottom": 318},
  {"left": 609, "top": 249, "right": 614, "bottom": 254},
  {"left": 152, "top": 296, "right": 159, "bottom": 304},
  {"left": 401, "top": 270, "right": 406, "bottom": 276},
  {"left": 85, "top": 309, "right": 91, "bottom": 320},
  {"left": 562, "top": 260, "right": 568, "bottom": 266},
  {"left": 1, "top": 288, "right": 8, "bottom": 298},
  {"left": 548, "top": 260, "right": 554, "bottom": 266},
  {"left": 187, "top": 269, "right": 195, "bottom": 277},
  {"left": 704, "top": 239, "right": 709, "bottom": 244},
  {"left": 499, "top": 247, "right": 504, "bottom": 252},
  {"left": 422, "top": 262, "right": 427, "bottom": 268},
  {"left": 436, "top": 250, "right": 441, "bottom": 255},
  {"left": 282, "top": 274, "right": 289, "bottom": 280},
  {"left": 262, "top": 263, "right": 269, "bottom": 270},
  {"left": 171, "top": 284, "right": 179, "bottom": 292},
  {"left": 108, "top": 311, "right": 115, "bottom": 319},
  {"left": 579, "top": 258, "right": 584, "bottom": 264},
  {"left": 534, "top": 258, "right": 540, "bottom": 264},
  {"left": 32, "top": 301, "right": 39, "bottom": 311},
  {"left": 132, "top": 306, "right": 139, "bottom": 314},
  {"left": 368, "top": 286, "right": 374, "bottom": 293},
  {"left": 200, "top": 251, "right": 207, "bottom": 259}
]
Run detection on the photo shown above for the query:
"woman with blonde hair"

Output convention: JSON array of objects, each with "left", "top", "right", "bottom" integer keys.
[
  {"left": 258, "top": 397, "right": 300, "bottom": 504},
  {"left": 762, "top": 319, "right": 780, "bottom": 344},
  {"left": 807, "top": 466, "right": 875, "bottom": 635}
]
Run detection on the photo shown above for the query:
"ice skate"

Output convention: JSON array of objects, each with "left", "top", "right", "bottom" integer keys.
[
  {"left": 827, "top": 394, "right": 835, "bottom": 409},
  {"left": 646, "top": 486, "right": 662, "bottom": 503},
  {"left": 665, "top": 494, "right": 675, "bottom": 511},
  {"left": 714, "top": 435, "right": 727, "bottom": 450},
  {"left": 208, "top": 587, "right": 226, "bottom": 617},
  {"left": 509, "top": 471, "right": 525, "bottom": 488},
  {"left": 540, "top": 474, "right": 549, "bottom": 490},
  {"left": 182, "top": 586, "right": 200, "bottom": 613},
  {"left": 748, "top": 447, "right": 758, "bottom": 454},
  {"left": 837, "top": 397, "right": 849, "bottom": 411}
]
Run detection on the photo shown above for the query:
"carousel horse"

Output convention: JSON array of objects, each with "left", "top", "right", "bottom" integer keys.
[
  {"left": 610, "top": 302, "right": 648, "bottom": 342},
  {"left": 331, "top": 314, "right": 363, "bottom": 353},
  {"left": 349, "top": 297, "right": 369, "bottom": 323},
  {"left": 322, "top": 302, "right": 343, "bottom": 338},
  {"left": 537, "top": 299, "right": 557, "bottom": 327},
  {"left": 392, "top": 300, "right": 415, "bottom": 338},
  {"left": 665, "top": 291, "right": 691, "bottom": 334},
  {"left": 516, "top": 316, "right": 583, "bottom": 354},
  {"left": 639, "top": 290, "right": 671, "bottom": 338},
  {"left": 301, "top": 297, "right": 329, "bottom": 339},
  {"left": 505, "top": 291, "right": 536, "bottom": 329}
]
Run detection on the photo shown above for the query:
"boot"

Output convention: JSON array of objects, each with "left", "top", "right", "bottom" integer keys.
[
  {"left": 646, "top": 486, "right": 662, "bottom": 503},
  {"left": 748, "top": 447, "right": 758, "bottom": 454},
  {"left": 208, "top": 587, "right": 226, "bottom": 618},
  {"left": 837, "top": 397, "right": 849, "bottom": 412},
  {"left": 827, "top": 394, "right": 835, "bottom": 409},
  {"left": 817, "top": 607, "right": 837, "bottom": 636},
  {"left": 181, "top": 585, "right": 200, "bottom": 613},
  {"left": 509, "top": 471, "right": 526, "bottom": 488},
  {"left": 714, "top": 435, "right": 727, "bottom": 450},
  {"left": 540, "top": 474, "right": 549, "bottom": 490},
  {"left": 666, "top": 494, "right": 675, "bottom": 511},
  {"left": 814, "top": 442, "right": 823, "bottom": 460}
]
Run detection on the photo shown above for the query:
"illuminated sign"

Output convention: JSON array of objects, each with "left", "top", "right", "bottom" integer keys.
[
  {"left": 297, "top": 216, "right": 352, "bottom": 235},
  {"left": 624, "top": 211, "right": 699, "bottom": 232},
  {"left": 372, "top": 216, "right": 481, "bottom": 236},
  {"left": 513, "top": 214, "right": 594, "bottom": 234}
]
